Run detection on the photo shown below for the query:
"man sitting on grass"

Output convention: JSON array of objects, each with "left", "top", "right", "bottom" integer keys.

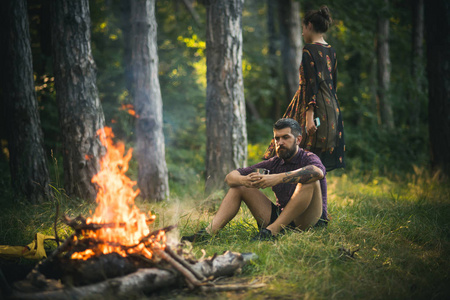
[{"left": 182, "top": 118, "right": 328, "bottom": 242}]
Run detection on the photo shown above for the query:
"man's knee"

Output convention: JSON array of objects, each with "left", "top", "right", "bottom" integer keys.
[
  {"left": 301, "top": 180, "right": 321, "bottom": 189},
  {"left": 227, "top": 186, "right": 249, "bottom": 196}
]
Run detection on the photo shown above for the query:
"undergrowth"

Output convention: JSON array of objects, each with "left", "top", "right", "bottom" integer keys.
[{"left": 0, "top": 167, "right": 449, "bottom": 299}]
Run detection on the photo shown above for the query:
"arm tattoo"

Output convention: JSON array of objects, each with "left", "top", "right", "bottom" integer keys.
[{"left": 282, "top": 165, "right": 322, "bottom": 184}]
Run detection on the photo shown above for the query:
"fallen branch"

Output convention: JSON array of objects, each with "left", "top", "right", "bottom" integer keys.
[
  {"left": 200, "top": 282, "right": 266, "bottom": 292},
  {"left": 165, "top": 246, "right": 205, "bottom": 281},
  {"left": 154, "top": 246, "right": 210, "bottom": 289},
  {"left": 61, "top": 215, "right": 160, "bottom": 233}
]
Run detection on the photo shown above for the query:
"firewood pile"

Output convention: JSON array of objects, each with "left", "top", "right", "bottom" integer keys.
[{"left": 9, "top": 215, "right": 263, "bottom": 300}]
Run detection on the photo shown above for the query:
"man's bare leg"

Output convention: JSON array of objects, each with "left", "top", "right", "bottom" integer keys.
[
  {"left": 266, "top": 180, "right": 322, "bottom": 235},
  {"left": 206, "top": 186, "right": 273, "bottom": 234}
]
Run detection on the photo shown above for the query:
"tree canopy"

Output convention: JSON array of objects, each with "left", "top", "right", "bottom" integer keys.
[{"left": 0, "top": 0, "right": 442, "bottom": 201}]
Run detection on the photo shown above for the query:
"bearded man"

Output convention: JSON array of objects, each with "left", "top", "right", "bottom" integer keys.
[{"left": 182, "top": 118, "right": 328, "bottom": 242}]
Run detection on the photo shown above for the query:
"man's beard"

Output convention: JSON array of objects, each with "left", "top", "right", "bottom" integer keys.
[{"left": 276, "top": 144, "right": 297, "bottom": 160}]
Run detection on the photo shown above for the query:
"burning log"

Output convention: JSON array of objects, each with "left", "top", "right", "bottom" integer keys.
[{"left": 10, "top": 250, "right": 257, "bottom": 300}]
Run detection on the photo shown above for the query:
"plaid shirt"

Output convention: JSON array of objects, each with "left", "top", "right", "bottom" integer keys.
[{"left": 237, "top": 148, "right": 328, "bottom": 220}]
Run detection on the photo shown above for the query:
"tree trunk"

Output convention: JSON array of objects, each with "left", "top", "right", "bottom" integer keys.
[
  {"left": 425, "top": 0, "right": 450, "bottom": 176},
  {"left": 376, "top": 0, "right": 394, "bottom": 129},
  {"left": 1, "top": 0, "right": 52, "bottom": 203},
  {"left": 130, "top": 0, "right": 169, "bottom": 201},
  {"left": 51, "top": 0, "right": 106, "bottom": 201},
  {"left": 205, "top": 0, "right": 247, "bottom": 192},
  {"left": 267, "top": 0, "right": 281, "bottom": 120},
  {"left": 409, "top": 0, "right": 424, "bottom": 127},
  {"left": 278, "top": 0, "right": 302, "bottom": 102},
  {"left": 120, "top": 0, "right": 132, "bottom": 93}
]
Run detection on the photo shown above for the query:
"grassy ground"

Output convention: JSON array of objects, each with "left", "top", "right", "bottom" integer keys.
[{"left": 0, "top": 168, "right": 449, "bottom": 299}]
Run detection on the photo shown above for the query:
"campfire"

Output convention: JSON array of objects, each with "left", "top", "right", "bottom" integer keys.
[
  {"left": 70, "top": 127, "right": 166, "bottom": 262},
  {"left": 10, "top": 127, "right": 261, "bottom": 299}
]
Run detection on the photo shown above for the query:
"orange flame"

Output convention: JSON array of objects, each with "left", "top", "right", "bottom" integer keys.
[
  {"left": 71, "top": 127, "right": 165, "bottom": 260},
  {"left": 120, "top": 104, "right": 139, "bottom": 118}
]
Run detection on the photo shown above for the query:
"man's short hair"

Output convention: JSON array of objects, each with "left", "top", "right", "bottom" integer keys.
[{"left": 273, "top": 118, "right": 302, "bottom": 137}]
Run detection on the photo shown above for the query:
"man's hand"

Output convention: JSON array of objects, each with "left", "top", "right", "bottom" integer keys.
[
  {"left": 251, "top": 173, "right": 283, "bottom": 189},
  {"left": 241, "top": 173, "right": 263, "bottom": 188},
  {"left": 225, "top": 170, "right": 268, "bottom": 188},
  {"left": 225, "top": 170, "right": 280, "bottom": 189}
]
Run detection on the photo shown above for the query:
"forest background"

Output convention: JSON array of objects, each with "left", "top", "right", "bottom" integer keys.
[
  {"left": 0, "top": 0, "right": 439, "bottom": 193},
  {"left": 0, "top": 0, "right": 449, "bottom": 299}
]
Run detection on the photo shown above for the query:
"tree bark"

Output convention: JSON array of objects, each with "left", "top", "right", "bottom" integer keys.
[
  {"left": 130, "top": 0, "right": 169, "bottom": 201},
  {"left": 120, "top": 0, "right": 132, "bottom": 93},
  {"left": 267, "top": 0, "right": 281, "bottom": 120},
  {"left": 409, "top": 0, "right": 424, "bottom": 127},
  {"left": 205, "top": 0, "right": 247, "bottom": 192},
  {"left": 278, "top": 0, "right": 302, "bottom": 102},
  {"left": 51, "top": 0, "right": 106, "bottom": 201},
  {"left": 2, "top": 0, "right": 52, "bottom": 203},
  {"left": 376, "top": 0, "right": 394, "bottom": 129},
  {"left": 425, "top": 0, "right": 450, "bottom": 176}
]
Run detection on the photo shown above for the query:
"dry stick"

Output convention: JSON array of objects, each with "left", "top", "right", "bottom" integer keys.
[
  {"left": 165, "top": 246, "right": 205, "bottom": 281},
  {"left": 118, "top": 225, "right": 178, "bottom": 251},
  {"left": 63, "top": 215, "right": 175, "bottom": 236},
  {"left": 46, "top": 233, "right": 76, "bottom": 260},
  {"left": 154, "top": 247, "right": 211, "bottom": 289},
  {"left": 62, "top": 215, "right": 122, "bottom": 231},
  {"left": 200, "top": 282, "right": 266, "bottom": 292},
  {"left": 139, "top": 225, "right": 177, "bottom": 243},
  {"left": 54, "top": 200, "right": 60, "bottom": 247}
]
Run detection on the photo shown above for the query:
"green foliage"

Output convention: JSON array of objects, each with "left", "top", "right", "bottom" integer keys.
[
  {"left": 156, "top": 1, "right": 208, "bottom": 186},
  {"left": 20, "top": 0, "right": 432, "bottom": 192},
  {"left": 2, "top": 170, "right": 448, "bottom": 299},
  {"left": 89, "top": 0, "right": 135, "bottom": 141},
  {"left": 0, "top": 1, "right": 445, "bottom": 298}
]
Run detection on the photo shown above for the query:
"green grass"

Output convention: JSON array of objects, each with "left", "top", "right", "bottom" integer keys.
[{"left": 0, "top": 168, "right": 449, "bottom": 299}]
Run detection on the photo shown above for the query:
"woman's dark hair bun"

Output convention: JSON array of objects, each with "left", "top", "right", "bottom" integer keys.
[
  {"left": 319, "top": 5, "right": 332, "bottom": 23},
  {"left": 303, "top": 5, "right": 333, "bottom": 33}
]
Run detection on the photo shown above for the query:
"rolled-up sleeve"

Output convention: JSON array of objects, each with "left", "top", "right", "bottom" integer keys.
[{"left": 302, "top": 151, "right": 326, "bottom": 177}]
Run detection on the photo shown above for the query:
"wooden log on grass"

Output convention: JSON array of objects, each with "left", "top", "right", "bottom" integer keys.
[{"left": 10, "top": 251, "right": 247, "bottom": 300}]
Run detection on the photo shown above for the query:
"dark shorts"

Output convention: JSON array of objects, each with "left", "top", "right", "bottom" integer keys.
[
  {"left": 268, "top": 202, "right": 328, "bottom": 230},
  {"left": 268, "top": 202, "right": 296, "bottom": 228}
]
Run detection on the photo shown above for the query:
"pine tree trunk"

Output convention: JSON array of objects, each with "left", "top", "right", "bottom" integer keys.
[
  {"left": 120, "top": 0, "right": 132, "bottom": 93},
  {"left": 51, "top": 0, "right": 106, "bottom": 201},
  {"left": 130, "top": 0, "right": 169, "bottom": 201},
  {"left": 409, "top": 0, "right": 424, "bottom": 127},
  {"left": 425, "top": 0, "right": 450, "bottom": 176},
  {"left": 2, "top": 0, "right": 51, "bottom": 203},
  {"left": 267, "top": 0, "right": 281, "bottom": 120},
  {"left": 205, "top": 0, "right": 247, "bottom": 192},
  {"left": 376, "top": 0, "right": 394, "bottom": 129},
  {"left": 278, "top": 0, "right": 302, "bottom": 102}
]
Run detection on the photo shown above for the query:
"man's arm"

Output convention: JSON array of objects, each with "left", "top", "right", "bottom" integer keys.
[
  {"left": 225, "top": 170, "right": 257, "bottom": 188},
  {"left": 282, "top": 165, "right": 324, "bottom": 184},
  {"left": 253, "top": 165, "right": 324, "bottom": 189}
]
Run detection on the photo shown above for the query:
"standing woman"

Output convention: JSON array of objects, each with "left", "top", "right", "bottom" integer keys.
[{"left": 265, "top": 5, "right": 345, "bottom": 172}]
